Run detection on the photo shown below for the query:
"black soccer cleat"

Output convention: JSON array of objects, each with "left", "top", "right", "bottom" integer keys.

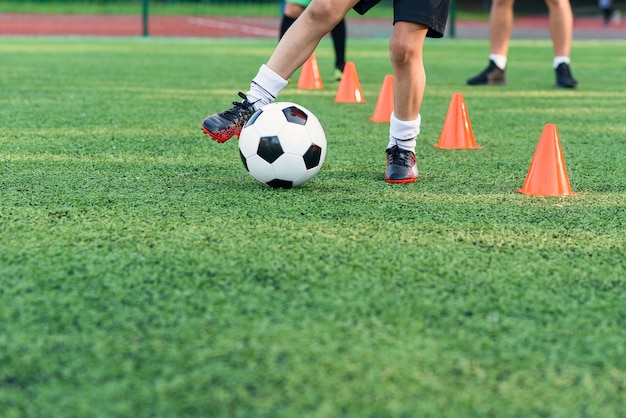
[
  {"left": 467, "top": 60, "right": 507, "bottom": 86},
  {"left": 385, "top": 145, "right": 418, "bottom": 184},
  {"left": 202, "top": 92, "right": 256, "bottom": 143},
  {"left": 555, "top": 63, "right": 578, "bottom": 88}
]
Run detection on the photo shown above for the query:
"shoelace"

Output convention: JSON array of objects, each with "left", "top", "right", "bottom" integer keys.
[
  {"left": 222, "top": 92, "right": 254, "bottom": 122},
  {"left": 388, "top": 146, "right": 414, "bottom": 167}
]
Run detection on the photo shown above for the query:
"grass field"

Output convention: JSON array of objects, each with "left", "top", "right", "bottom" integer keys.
[{"left": 1, "top": 37, "right": 625, "bottom": 417}]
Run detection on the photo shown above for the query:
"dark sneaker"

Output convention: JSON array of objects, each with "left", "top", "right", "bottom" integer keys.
[
  {"left": 385, "top": 145, "right": 418, "bottom": 184},
  {"left": 555, "top": 63, "right": 578, "bottom": 88},
  {"left": 467, "top": 60, "right": 507, "bottom": 86},
  {"left": 202, "top": 92, "right": 256, "bottom": 143}
]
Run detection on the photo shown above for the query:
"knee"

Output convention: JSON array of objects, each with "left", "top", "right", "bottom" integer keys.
[
  {"left": 389, "top": 30, "right": 423, "bottom": 66},
  {"left": 305, "top": 0, "right": 344, "bottom": 27}
]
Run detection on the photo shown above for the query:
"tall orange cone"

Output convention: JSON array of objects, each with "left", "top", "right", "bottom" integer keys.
[
  {"left": 434, "top": 93, "right": 481, "bottom": 149},
  {"left": 370, "top": 75, "right": 394, "bottom": 122},
  {"left": 516, "top": 124, "right": 578, "bottom": 196},
  {"left": 334, "top": 62, "right": 365, "bottom": 103},
  {"left": 297, "top": 53, "right": 323, "bottom": 90}
]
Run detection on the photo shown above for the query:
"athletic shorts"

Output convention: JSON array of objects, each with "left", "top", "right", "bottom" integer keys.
[{"left": 353, "top": 0, "right": 449, "bottom": 38}]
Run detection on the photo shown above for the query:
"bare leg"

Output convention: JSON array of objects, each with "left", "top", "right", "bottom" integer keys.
[
  {"left": 389, "top": 21, "right": 428, "bottom": 121},
  {"left": 489, "top": 0, "right": 516, "bottom": 55},
  {"left": 283, "top": 2, "right": 304, "bottom": 19},
  {"left": 545, "top": 0, "right": 573, "bottom": 57},
  {"left": 267, "top": 0, "right": 357, "bottom": 80}
]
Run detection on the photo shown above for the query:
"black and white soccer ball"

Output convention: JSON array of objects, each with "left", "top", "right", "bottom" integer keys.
[{"left": 238, "top": 102, "right": 327, "bottom": 189}]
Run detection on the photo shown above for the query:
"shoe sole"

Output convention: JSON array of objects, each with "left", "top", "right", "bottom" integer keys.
[
  {"left": 202, "top": 125, "right": 234, "bottom": 143},
  {"left": 385, "top": 176, "right": 417, "bottom": 184},
  {"left": 555, "top": 83, "right": 578, "bottom": 89}
]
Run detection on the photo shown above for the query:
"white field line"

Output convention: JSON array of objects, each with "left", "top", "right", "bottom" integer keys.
[{"left": 187, "top": 17, "right": 278, "bottom": 37}]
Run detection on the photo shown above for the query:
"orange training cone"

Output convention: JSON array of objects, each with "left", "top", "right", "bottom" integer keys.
[
  {"left": 516, "top": 124, "right": 578, "bottom": 196},
  {"left": 370, "top": 75, "right": 394, "bottom": 122},
  {"left": 434, "top": 93, "right": 481, "bottom": 149},
  {"left": 297, "top": 53, "right": 323, "bottom": 90},
  {"left": 334, "top": 62, "right": 365, "bottom": 103}
]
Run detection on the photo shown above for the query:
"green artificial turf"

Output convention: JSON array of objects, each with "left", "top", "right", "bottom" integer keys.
[{"left": 1, "top": 37, "right": 625, "bottom": 417}]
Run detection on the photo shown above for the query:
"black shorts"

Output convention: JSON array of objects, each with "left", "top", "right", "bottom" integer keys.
[{"left": 353, "top": 0, "right": 450, "bottom": 38}]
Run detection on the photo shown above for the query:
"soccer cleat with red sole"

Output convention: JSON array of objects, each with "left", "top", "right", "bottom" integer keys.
[
  {"left": 385, "top": 145, "right": 418, "bottom": 184},
  {"left": 202, "top": 92, "right": 256, "bottom": 143}
]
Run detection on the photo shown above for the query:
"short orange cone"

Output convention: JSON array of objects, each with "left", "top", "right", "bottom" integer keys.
[
  {"left": 297, "top": 53, "right": 323, "bottom": 90},
  {"left": 334, "top": 62, "right": 365, "bottom": 103},
  {"left": 370, "top": 75, "right": 394, "bottom": 122},
  {"left": 516, "top": 124, "right": 578, "bottom": 196},
  {"left": 434, "top": 93, "right": 481, "bottom": 149}
]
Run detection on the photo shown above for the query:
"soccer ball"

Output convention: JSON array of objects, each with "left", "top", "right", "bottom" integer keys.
[{"left": 238, "top": 102, "right": 327, "bottom": 189}]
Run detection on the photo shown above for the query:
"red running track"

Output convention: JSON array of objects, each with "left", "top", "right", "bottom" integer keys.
[{"left": 1, "top": 13, "right": 624, "bottom": 37}]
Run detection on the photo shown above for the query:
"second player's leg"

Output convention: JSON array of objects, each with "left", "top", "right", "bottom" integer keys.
[
  {"left": 267, "top": 0, "right": 359, "bottom": 80},
  {"left": 489, "top": 0, "right": 516, "bottom": 55}
]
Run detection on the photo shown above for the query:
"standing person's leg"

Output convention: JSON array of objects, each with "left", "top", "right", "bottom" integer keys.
[
  {"left": 266, "top": 0, "right": 353, "bottom": 80},
  {"left": 599, "top": 0, "right": 614, "bottom": 26},
  {"left": 547, "top": 0, "right": 573, "bottom": 58},
  {"left": 546, "top": 0, "right": 578, "bottom": 87},
  {"left": 279, "top": 2, "right": 305, "bottom": 39},
  {"left": 466, "top": 0, "right": 515, "bottom": 85},
  {"left": 281, "top": 0, "right": 347, "bottom": 80},
  {"left": 489, "top": 0, "right": 515, "bottom": 58},
  {"left": 331, "top": 19, "right": 347, "bottom": 80}
]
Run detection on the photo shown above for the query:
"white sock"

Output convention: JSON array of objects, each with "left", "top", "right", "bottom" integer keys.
[
  {"left": 388, "top": 112, "right": 420, "bottom": 152},
  {"left": 489, "top": 54, "right": 507, "bottom": 70},
  {"left": 246, "top": 64, "right": 288, "bottom": 110},
  {"left": 553, "top": 56, "right": 570, "bottom": 69}
]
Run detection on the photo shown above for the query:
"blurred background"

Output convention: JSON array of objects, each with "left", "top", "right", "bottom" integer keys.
[{"left": 0, "top": 0, "right": 623, "bottom": 37}]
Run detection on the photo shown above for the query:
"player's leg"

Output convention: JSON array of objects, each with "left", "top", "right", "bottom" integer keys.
[
  {"left": 389, "top": 23, "right": 426, "bottom": 122},
  {"left": 489, "top": 0, "right": 515, "bottom": 57},
  {"left": 546, "top": 0, "right": 578, "bottom": 87},
  {"left": 331, "top": 19, "right": 347, "bottom": 80},
  {"left": 467, "top": 0, "right": 514, "bottom": 85},
  {"left": 385, "top": 0, "right": 448, "bottom": 184},
  {"left": 202, "top": 0, "right": 358, "bottom": 142},
  {"left": 385, "top": 21, "right": 426, "bottom": 183}
]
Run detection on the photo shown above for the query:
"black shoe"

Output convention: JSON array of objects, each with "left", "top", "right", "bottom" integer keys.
[
  {"left": 202, "top": 92, "right": 256, "bottom": 143},
  {"left": 467, "top": 60, "right": 507, "bottom": 86},
  {"left": 555, "top": 63, "right": 578, "bottom": 88},
  {"left": 385, "top": 145, "right": 418, "bottom": 184}
]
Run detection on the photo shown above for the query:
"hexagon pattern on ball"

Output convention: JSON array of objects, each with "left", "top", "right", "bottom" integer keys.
[{"left": 238, "top": 102, "right": 327, "bottom": 188}]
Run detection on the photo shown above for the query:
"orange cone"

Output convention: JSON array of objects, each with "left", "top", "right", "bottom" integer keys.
[
  {"left": 297, "top": 53, "right": 323, "bottom": 90},
  {"left": 370, "top": 75, "right": 394, "bottom": 122},
  {"left": 516, "top": 124, "right": 578, "bottom": 196},
  {"left": 434, "top": 93, "right": 481, "bottom": 149},
  {"left": 334, "top": 62, "right": 365, "bottom": 103}
]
